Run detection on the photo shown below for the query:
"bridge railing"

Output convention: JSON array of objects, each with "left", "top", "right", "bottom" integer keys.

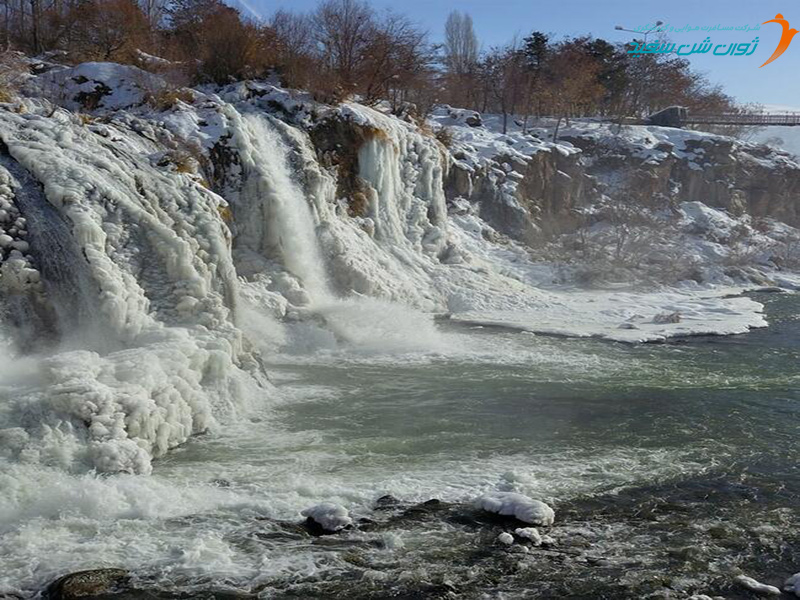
[{"left": 684, "top": 113, "right": 800, "bottom": 126}]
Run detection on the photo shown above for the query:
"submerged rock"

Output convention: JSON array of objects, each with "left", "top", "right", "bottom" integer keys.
[
  {"left": 653, "top": 311, "right": 682, "bottom": 324},
  {"left": 301, "top": 502, "right": 353, "bottom": 535},
  {"left": 46, "top": 569, "right": 129, "bottom": 599},
  {"left": 374, "top": 494, "right": 401, "bottom": 509},
  {"left": 784, "top": 572, "right": 800, "bottom": 597}
]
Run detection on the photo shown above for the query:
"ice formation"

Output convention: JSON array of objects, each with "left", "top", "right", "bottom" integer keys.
[
  {"left": 301, "top": 502, "right": 353, "bottom": 532},
  {"left": 0, "top": 60, "right": 798, "bottom": 479},
  {"left": 476, "top": 492, "right": 555, "bottom": 526}
]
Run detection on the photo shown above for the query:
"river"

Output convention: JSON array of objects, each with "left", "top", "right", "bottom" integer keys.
[{"left": 3, "top": 292, "right": 796, "bottom": 598}]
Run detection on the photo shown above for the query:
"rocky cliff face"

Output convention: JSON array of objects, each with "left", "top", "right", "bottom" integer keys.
[
  {"left": 431, "top": 108, "right": 800, "bottom": 247},
  {"left": 563, "top": 131, "right": 800, "bottom": 225}
]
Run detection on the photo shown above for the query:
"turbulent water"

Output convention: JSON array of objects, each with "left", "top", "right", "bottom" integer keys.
[{"left": 1, "top": 292, "right": 798, "bottom": 598}]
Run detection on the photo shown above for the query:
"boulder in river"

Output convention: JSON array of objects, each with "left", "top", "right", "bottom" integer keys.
[
  {"left": 46, "top": 569, "right": 129, "bottom": 599},
  {"left": 301, "top": 502, "right": 353, "bottom": 535}
]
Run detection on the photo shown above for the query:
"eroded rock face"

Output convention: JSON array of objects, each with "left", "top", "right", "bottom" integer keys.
[
  {"left": 564, "top": 132, "right": 800, "bottom": 227},
  {"left": 443, "top": 125, "right": 800, "bottom": 247},
  {"left": 445, "top": 147, "right": 595, "bottom": 245}
]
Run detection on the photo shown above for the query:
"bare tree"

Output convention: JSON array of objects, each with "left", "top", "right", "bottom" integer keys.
[
  {"left": 71, "top": 0, "right": 150, "bottom": 61},
  {"left": 312, "top": 0, "right": 374, "bottom": 93},
  {"left": 360, "top": 11, "right": 430, "bottom": 108},
  {"left": 544, "top": 43, "right": 604, "bottom": 140},
  {"left": 271, "top": 9, "right": 314, "bottom": 88},
  {"left": 443, "top": 10, "right": 479, "bottom": 108},
  {"left": 443, "top": 10, "right": 477, "bottom": 76},
  {"left": 484, "top": 42, "right": 528, "bottom": 134}
]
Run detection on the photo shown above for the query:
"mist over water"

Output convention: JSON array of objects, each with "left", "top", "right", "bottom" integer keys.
[{"left": 235, "top": 113, "right": 449, "bottom": 358}]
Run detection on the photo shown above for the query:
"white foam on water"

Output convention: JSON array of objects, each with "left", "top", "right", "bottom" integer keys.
[
  {"left": 312, "top": 296, "right": 447, "bottom": 355},
  {"left": 0, "top": 323, "right": 736, "bottom": 596}
]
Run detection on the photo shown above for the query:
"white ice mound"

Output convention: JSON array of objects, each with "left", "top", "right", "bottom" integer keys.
[
  {"left": 476, "top": 492, "right": 555, "bottom": 526},
  {"left": 301, "top": 502, "right": 353, "bottom": 532},
  {"left": 497, "top": 532, "right": 514, "bottom": 545},
  {"left": 784, "top": 572, "right": 800, "bottom": 597},
  {"left": 514, "top": 527, "right": 543, "bottom": 545}
]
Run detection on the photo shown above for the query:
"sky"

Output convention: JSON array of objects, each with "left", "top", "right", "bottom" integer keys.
[{"left": 241, "top": 0, "right": 800, "bottom": 110}]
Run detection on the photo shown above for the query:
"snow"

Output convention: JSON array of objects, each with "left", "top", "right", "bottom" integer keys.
[
  {"left": 497, "top": 532, "right": 514, "bottom": 545},
  {"left": 513, "top": 527, "right": 543, "bottom": 545},
  {"left": 449, "top": 288, "right": 767, "bottom": 343},
  {"left": 26, "top": 62, "right": 166, "bottom": 112},
  {"left": 0, "top": 96, "right": 257, "bottom": 475},
  {"left": 0, "top": 60, "right": 797, "bottom": 483},
  {"left": 476, "top": 492, "right": 555, "bottom": 526},
  {"left": 301, "top": 502, "right": 353, "bottom": 532},
  {"left": 735, "top": 575, "right": 781, "bottom": 596},
  {"left": 0, "top": 59, "right": 799, "bottom": 597}
]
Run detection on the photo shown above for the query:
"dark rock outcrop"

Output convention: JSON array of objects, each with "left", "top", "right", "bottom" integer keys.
[{"left": 46, "top": 569, "right": 129, "bottom": 599}]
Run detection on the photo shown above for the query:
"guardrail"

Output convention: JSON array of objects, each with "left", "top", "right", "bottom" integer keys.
[{"left": 684, "top": 114, "right": 800, "bottom": 126}]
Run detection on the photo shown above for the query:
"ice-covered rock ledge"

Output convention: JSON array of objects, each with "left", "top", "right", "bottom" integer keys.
[{"left": 450, "top": 287, "right": 767, "bottom": 343}]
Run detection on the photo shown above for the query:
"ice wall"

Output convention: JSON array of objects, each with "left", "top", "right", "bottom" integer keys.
[
  {"left": 0, "top": 90, "right": 457, "bottom": 473},
  {"left": 0, "top": 103, "right": 259, "bottom": 474}
]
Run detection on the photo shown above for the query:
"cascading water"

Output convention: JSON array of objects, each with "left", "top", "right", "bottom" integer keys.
[
  {"left": 230, "top": 110, "right": 447, "bottom": 354},
  {"left": 233, "top": 113, "right": 332, "bottom": 300}
]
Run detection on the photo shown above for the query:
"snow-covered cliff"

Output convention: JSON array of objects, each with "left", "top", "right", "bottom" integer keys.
[{"left": 1, "top": 61, "right": 798, "bottom": 475}]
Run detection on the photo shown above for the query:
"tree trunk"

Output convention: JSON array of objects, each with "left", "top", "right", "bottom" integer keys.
[
  {"left": 29, "top": 0, "right": 39, "bottom": 53},
  {"left": 553, "top": 115, "right": 562, "bottom": 142}
]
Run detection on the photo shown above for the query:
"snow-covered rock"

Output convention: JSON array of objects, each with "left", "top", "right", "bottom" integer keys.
[
  {"left": 513, "top": 527, "right": 543, "bottom": 545},
  {"left": 476, "top": 492, "right": 555, "bottom": 526},
  {"left": 301, "top": 503, "right": 353, "bottom": 533},
  {"left": 497, "top": 532, "right": 514, "bottom": 545}
]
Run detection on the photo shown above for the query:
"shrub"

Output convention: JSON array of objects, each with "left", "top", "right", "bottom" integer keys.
[
  {"left": 145, "top": 86, "right": 194, "bottom": 111},
  {"left": 434, "top": 126, "right": 454, "bottom": 148}
]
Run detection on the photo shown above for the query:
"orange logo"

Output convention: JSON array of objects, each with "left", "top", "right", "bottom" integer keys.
[{"left": 760, "top": 13, "right": 799, "bottom": 67}]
